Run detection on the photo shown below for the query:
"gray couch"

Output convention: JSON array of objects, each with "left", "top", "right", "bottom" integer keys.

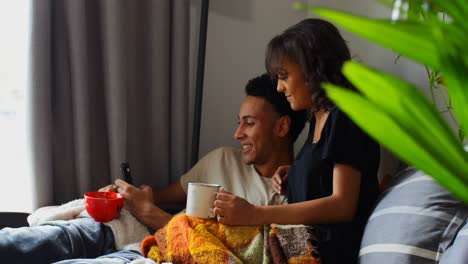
[{"left": 359, "top": 168, "right": 468, "bottom": 263}]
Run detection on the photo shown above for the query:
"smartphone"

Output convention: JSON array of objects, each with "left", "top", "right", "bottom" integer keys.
[{"left": 120, "top": 162, "right": 133, "bottom": 185}]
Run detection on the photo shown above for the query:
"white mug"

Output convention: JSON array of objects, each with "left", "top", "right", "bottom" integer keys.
[{"left": 186, "top": 182, "right": 221, "bottom": 219}]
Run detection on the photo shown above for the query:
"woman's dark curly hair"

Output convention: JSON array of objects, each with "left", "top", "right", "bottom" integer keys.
[{"left": 265, "top": 18, "right": 355, "bottom": 112}]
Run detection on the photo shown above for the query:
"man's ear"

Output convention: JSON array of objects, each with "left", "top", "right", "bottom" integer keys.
[{"left": 275, "top": 115, "right": 291, "bottom": 138}]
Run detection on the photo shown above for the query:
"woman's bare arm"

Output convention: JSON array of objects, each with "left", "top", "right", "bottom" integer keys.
[{"left": 214, "top": 163, "right": 361, "bottom": 226}]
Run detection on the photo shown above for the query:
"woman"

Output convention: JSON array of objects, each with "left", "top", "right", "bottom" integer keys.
[{"left": 214, "top": 18, "right": 380, "bottom": 263}]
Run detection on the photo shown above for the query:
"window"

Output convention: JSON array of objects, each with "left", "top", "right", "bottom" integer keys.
[{"left": 0, "top": 0, "right": 32, "bottom": 212}]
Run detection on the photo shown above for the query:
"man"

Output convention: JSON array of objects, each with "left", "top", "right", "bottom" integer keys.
[
  {"left": 114, "top": 73, "right": 307, "bottom": 231},
  {"left": 0, "top": 74, "right": 307, "bottom": 264}
]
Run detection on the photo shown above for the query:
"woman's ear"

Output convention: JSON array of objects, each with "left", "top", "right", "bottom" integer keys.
[{"left": 275, "top": 115, "right": 291, "bottom": 138}]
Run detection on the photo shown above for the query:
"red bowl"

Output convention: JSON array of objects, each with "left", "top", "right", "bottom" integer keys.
[{"left": 84, "top": 191, "right": 124, "bottom": 222}]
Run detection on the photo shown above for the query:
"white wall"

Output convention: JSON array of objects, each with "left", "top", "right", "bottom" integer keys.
[
  {"left": 190, "top": 0, "right": 431, "bottom": 174},
  {"left": 192, "top": 0, "right": 310, "bottom": 157}
]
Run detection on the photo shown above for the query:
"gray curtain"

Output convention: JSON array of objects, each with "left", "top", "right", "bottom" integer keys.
[{"left": 29, "top": 0, "right": 190, "bottom": 208}]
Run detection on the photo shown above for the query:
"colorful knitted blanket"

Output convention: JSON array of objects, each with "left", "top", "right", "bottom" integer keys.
[{"left": 141, "top": 213, "right": 321, "bottom": 264}]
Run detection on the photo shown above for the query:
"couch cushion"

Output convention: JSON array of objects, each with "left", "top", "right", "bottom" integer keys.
[
  {"left": 359, "top": 168, "right": 468, "bottom": 264},
  {"left": 439, "top": 220, "right": 468, "bottom": 264}
]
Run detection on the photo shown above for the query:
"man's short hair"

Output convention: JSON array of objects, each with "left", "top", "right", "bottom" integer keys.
[{"left": 245, "top": 74, "right": 307, "bottom": 142}]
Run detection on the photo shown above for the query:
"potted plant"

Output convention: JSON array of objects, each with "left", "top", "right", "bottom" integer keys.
[{"left": 295, "top": 0, "right": 468, "bottom": 203}]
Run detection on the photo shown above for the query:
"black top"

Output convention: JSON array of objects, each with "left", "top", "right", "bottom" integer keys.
[{"left": 288, "top": 107, "right": 380, "bottom": 263}]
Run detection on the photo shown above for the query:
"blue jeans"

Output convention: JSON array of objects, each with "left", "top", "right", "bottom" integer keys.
[
  {"left": 0, "top": 218, "right": 116, "bottom": 264},
  {"left": 53, "top": 250, "right": 144, "bottom": 264}
]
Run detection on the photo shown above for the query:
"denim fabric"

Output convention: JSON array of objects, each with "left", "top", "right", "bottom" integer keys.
[
  {"left": 0, "top": 217, "right": 115, "bottom": 264},
  {"left": 53, "top": 250, "right": 144, "bottom": 264}
]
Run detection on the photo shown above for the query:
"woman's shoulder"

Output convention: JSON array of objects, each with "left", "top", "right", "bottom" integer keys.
[
  {"left": 328, "top": 107, "right": 352, "bottom": 123},
  {"left": 325, "top": 107, "right": 357, "bottom": 133},
  {"left": 325, "top": 107, "right": 377, "bottom": 148}
]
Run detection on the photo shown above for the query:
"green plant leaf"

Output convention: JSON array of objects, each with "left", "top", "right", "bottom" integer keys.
[
  {"left": 294, "top": 4, "right": 441, "bottom": 69},
  {"left": 428, "top": 0, "right": 468, "bottom": 31},
  {"left": 324, "top": 84, "right": 468, "bottom": 203},
  {"left": 440, "top": 55, "right": 468, "bottom": 141},
  {"left": 293, "top": 1, "right": 468, "bottom": 204},
  {"left": 458, "top": 129, "right": 465, "bottom": 143},
  {"left": 341, "top": 62, "right": 468, "bottom": 182},
  {"left": 431, "top": 25, "right": 468, "bottom": 68}
]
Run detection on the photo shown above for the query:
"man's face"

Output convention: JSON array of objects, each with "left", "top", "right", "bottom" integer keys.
[{"left": 234, "top": 96, "right": 279, "bottom": 165}]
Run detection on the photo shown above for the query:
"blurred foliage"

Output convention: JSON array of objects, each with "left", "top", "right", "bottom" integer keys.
[{"left": 294, "top": 0, "right": 468, "bottom": 203}]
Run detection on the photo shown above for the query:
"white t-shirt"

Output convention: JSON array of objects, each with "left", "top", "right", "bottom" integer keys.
[{"left": 180, "top": 147, "right": 287, "bottom": 206}]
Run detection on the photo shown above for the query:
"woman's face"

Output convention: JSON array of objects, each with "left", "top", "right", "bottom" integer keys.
[{"left": 276, "top": 58, "right": 313, "bottom": 111}]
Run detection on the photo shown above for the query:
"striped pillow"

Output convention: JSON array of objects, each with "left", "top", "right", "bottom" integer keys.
[
  {"left": 439, "top": 220, "right": 468, "bottom": 264},
  {"left": 359, "top": 168, "right": 468, "bottom": 264}
]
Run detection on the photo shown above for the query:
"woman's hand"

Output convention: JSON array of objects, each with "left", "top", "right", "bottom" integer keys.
[
  {"left": 213, "top": 189, "right": 259, "bottom": 226},
  {"left": 272, "top": 165, "right": 290, "bottom": 195}
]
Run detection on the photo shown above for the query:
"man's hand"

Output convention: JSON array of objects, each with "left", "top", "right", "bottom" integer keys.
[
  {"left": 98, "top": 184, "right": 118, "bottom": 193},
  {"left": 213, "top": 189, "right": 259, "bottom": 226},
  {"left": 114, "top": 179, "right": 155, "bottom": 219},
  {"left": 272, "top": 165, "right": 290, "bottom": 195},
  {"left": 113, "top": 180, "right": 175, "bottom": 230}
]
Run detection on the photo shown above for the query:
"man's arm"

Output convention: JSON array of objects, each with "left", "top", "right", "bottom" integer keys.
[
  {"left": 100, "top": 180, "right": 186, "bottom": 206},
  {"left": 152, "top": 182, "right": 187, "bottom": 214},
  {"left": 153, "top": 181, "right": 186, "bottom": 205}
]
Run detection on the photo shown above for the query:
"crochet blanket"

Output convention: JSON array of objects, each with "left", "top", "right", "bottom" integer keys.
[{"left": 141, "top": 214, "right": 321, "bottom": 264}]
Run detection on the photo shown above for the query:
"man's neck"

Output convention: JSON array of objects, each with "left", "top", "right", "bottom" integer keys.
[{"left": 254, "top": 145, "right": 294, "bottom": 178}]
